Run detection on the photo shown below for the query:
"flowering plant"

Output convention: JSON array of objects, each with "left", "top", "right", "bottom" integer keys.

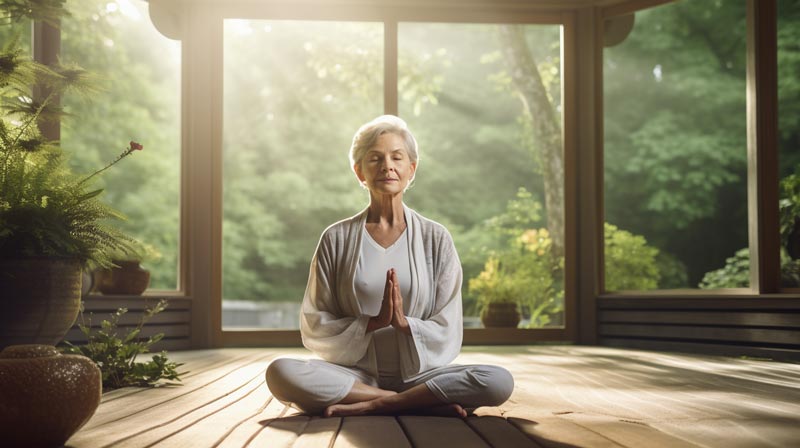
[{"left": 0, "top": 2, "right": 141, "bottom": 268}]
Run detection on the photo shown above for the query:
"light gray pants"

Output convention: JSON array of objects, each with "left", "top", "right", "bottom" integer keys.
[{"left": 265, "top": 358, "right": 514, "bottom": 414}]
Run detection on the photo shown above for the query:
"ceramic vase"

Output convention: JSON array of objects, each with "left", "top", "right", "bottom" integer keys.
[
  {"left": 0, "top": 344, "right": 102, "bottom": 447},
  {"left": 95, "top": 260, "right": 151, "bottom": 295}
]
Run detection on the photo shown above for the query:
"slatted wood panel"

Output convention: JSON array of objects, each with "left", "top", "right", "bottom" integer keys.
[
  {"left": 598, "top": 297, "right": 800, "bottom": 360},
  {"left": 64, "top": 296, "right": 191, "bottom": 351},
  {"left": 64, "top": 346, "right": 800, "bottom": 447}
]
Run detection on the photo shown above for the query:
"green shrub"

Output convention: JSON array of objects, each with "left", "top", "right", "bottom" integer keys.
[
  {"left": 699, "top": 248, "right": 800, "bottom": 289},
  {"left": 60, "top": 299, "right": 185, "bottom": 390},
  {"left": 655, "top": 251, "right": 690, "bottom": 289},
  {"left": 604, "top": 223, "right": 660, "bottom": 291}
]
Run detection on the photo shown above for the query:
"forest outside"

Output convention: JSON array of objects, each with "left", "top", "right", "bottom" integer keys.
[{"left": 27, "top": 0, "right": 800, "bottom": 329}]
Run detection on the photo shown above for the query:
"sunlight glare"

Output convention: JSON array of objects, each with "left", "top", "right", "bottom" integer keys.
[
  {"left": 228, "top": 19, "right": 254, "bottom": 36},
  {"left": 653, "top": 64, "right": 663, "bottom": 82},
  {"left": 117, "top": 0, "right": 142, "bottom": 20}
]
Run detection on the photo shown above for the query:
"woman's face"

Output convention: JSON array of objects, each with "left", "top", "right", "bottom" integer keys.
[{"left": 355, "top": 132, "right": 416, "bottom": 196}]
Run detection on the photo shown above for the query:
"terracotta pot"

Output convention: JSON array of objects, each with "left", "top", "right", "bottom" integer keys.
[
  {"left": 0, "top": 258, "right": 82, "bottom": 350},
  {"left": 0, "top": 344, "right": 102, "bottom": 447},
  {"left": 95, "top": 260, "right": 150, "bottom": 295},
  {"left": 480, "top": 302, "right": 521, "bottom": 328}
]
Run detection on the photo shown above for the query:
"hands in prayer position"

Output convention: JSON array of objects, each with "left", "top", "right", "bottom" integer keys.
[{"left": 367, "top": 268, "right": 411, "bottom": 335}]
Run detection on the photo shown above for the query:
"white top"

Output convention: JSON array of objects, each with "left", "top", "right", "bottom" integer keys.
[
  {"left": 355, "top": 228, "right": 412, "bottom": 377},
  {"left": 299, "top": 205, "right": 464, "bottom": 382}
]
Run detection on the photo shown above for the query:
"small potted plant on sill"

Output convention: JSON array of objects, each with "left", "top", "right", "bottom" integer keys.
[
  {"left": 93, "top": 241, "right": 161, "bottom": 295},
  {"left": 469, "top": 256, "right": 522, "bottom": 328}
]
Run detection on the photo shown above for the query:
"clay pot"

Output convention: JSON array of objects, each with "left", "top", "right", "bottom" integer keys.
[
  {"left": 0, "top": 344, "right": 102, "bottom": 447},
  {"left": 0, "top": 258, "right": 82, "bottom": 350},
  {"left": 480, "top": 302, "right": 522, "bottom": 328},
  {"left": 95, "top": 260, "right": 151, "bottom": 295}
]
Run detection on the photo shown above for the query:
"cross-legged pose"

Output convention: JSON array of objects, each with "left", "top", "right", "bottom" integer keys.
[{"left": 265, "top": 115, "right": 514, "bottom": 417}]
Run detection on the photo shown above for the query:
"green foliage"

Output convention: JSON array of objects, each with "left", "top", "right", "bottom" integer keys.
[
  {"left": 0, "top": 0, "right": 65, "bottom": 24},
  {"left": 699, "top": 248, "right": 800, "bottom": 289},
  {"left": 701, "top": 166, "right": 800, "bottom": 289},
  {"left": 698, "top": 248, "right": 749, "bottom": 289},
  {"left": 468, "top": 189, "right": 560, "bottom": 327},
  {"left": 779, "top": 168, "right": 800, "bottom": 248},
  {"left": 60, "top": 299, "right": 185, "bottom": 390},
  {"left": 604, "top": 1, "right": 751, "bottom": 284},
  {"left": 469, "top": 227, "right": 562, "bottom": 328},
  {"left": 0, "top": 0, "right": 137, "bottom": 269},
  {"left": 654, "top": 251, "right": 689, "bottom": 289},
  {"left": 604, "top": 223, "right": 660, "bottom": 291}
]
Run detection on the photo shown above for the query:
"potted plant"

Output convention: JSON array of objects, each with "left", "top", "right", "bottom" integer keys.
[
  {"left": 0, "top": 1, "right": 141, "bottom": 348},
  {"left": 93, "top": 241, "right": 161, "bottom": 295},
  {"left": 470, "top": 228, "right": 563, "bottom": 328},
  {"left": 469, "top": 256, "right": 522, "bottom": 328}
]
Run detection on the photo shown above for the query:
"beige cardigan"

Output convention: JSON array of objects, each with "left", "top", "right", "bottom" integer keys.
[{"left": 299, "top": 205, "right": 464, "bottom": 382}]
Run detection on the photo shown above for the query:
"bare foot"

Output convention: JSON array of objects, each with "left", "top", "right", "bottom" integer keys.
[
  {"left": 324, "top": 399, "right": 379, "bottom": 417},
  {"left": 324, "top": 400, "right": 467, "bottom": 418}
]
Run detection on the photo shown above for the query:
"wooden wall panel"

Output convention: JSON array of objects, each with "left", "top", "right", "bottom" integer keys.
[
  {"left": 597, "top": 297, "right": 800, "bottom": 360},
  {"left": 63, "top": 296, "right": 192, "bottom": 351}
]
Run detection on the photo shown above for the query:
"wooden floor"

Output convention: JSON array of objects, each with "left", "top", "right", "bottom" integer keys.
[{"left": 66, "top": 346, "right": 800, "bottom": 448}]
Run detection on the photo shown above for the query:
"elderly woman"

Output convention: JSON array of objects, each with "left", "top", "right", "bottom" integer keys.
[{"left": 265, "top": 115, "right": 514, "bottom": 417}]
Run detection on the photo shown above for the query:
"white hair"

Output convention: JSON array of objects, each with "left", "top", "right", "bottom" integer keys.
[{"left": 349, "top": 115, "right": 419, "bottom": 187}]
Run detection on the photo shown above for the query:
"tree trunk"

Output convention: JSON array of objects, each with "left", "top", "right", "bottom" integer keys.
[{"left": 498, "top": 25, "right": 565, "bottom": 258}]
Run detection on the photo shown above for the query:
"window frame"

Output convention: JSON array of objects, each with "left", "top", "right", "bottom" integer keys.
[
  {"left": 170, "top": 0, "right": 579, "bottom": 347},
  {"left": 32, "top": 0, "right": 787, "bottom": 349},
  {"left": 597, "top": 0, "right": 782, "bottom": 298}
]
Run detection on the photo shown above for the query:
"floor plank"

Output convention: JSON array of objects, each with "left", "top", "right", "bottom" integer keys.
[
  {"left": 100, "top": 350, "right": 259, "bottom": 404},
  {"left": 115, "top": 377, "right": 270, "bottom": 447},
  {"left": 465, "top": 415, "right": 543, "bottom": 448},
  {"left": 292, "top": 416, "right": 342, "bottom": 448},
  {"left": 398, "top": 416, "right": 489, "bottom": 448},
  {"left": 214, "top": 395, "right": 292, "bottom": 448},
  {"left": 333, "top": 416, "right": 410, "bottom": 448},
  {"left": 556, "top": 412, "right": 699, "bottom": 448},
  {"left": 507, "top": 415, "right": 625, "bottom": 448},
  {"left": 246, "top": 415, "right": 309, "bottom": 448},
  {"left": 63, "top": 346, "right": 800, "bottom": 448},
  {"left": 71, "top": 354, "right": 276, "bottom": 446}
]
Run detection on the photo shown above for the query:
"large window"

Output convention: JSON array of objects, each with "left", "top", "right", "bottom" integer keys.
[
  {"left": 221, "top": 20, "right": 566, "bottom": 330},
  {"left": 603, "top": 1, "right": 748, "bottom": 291},
  {"left": 399, "top": 23, "right": 565, "bottom": 328},
  {"left": 222, "top": 20, "right": 383, "bottom": 328},
  {"left": 61, "top": 0, "right": 181, "bottom": 290}
]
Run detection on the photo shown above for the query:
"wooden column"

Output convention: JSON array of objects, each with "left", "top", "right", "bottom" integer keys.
[
  {"left": 746, "top": 0, "right": 779, "bottom": 293},
  {"left": 574, "top": 7, "right": 603, "bottom": 344},
  {"left": 182, "top": 5, "right": 224, "bottom": 348}
]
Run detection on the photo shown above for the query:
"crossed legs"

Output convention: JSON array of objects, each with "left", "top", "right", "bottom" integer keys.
[
  {"left": 324, "top": 382, "right": 467, "bottom": 417},
  {"left": 265, "top": 358, "right": 513, "bottom": 417}
]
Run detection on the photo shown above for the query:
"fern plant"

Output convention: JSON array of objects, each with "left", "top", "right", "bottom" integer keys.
[{"left": 0, "top": 0, "right": 137, "bottom": 268}]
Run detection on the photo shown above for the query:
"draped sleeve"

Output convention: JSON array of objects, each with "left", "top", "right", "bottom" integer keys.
[
  {"left": 398, "top": 216, "right": 464, "bottom": 380},
  {"left": 299, "top": 228, "right": 372, "bottom": 366}
]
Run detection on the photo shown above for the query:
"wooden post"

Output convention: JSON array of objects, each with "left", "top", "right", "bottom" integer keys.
[
  {"left": 574, "top": 7, "right": 603, "bottom": 344},
  {"left": 746, "top": 0, "right": 779, "bottom": 293}
]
